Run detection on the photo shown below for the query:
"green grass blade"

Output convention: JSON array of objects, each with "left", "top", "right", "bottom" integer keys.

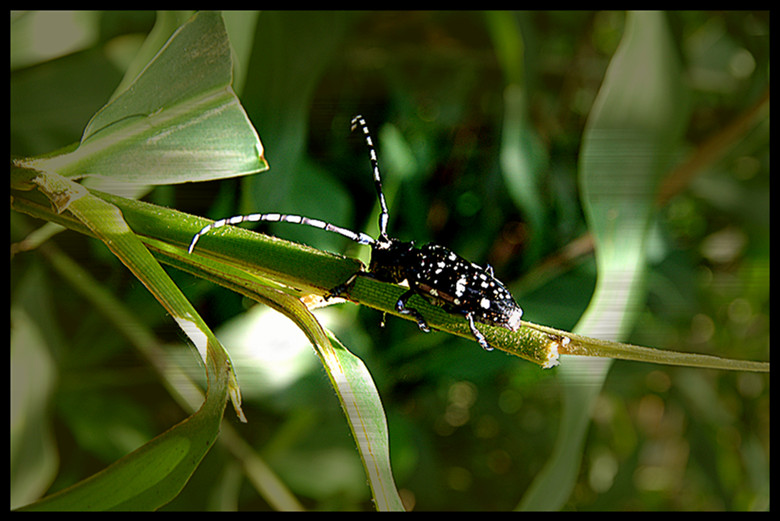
[
  {"left": 26, "top": 236, "right": 305, "bottom": 511},
  {"left": 520, "top": 11, "right": 690, "bottom": 510},
  {"left": 152, "top": 232, "right": 406, "bottom": 510},
  {"left": 12, "top": 166, "right": 766, "bottom": 374},
  {"left": 321, "top": 333, "right": 406, "bottom": 511},
  {"left": 19, "top": 170, "right": 241, "bottom": 510},
  {"left": 485, "top": 11, "right": 549, "bottom": 261},
  {"left": 232, "top": 288, "right": 405, "bottom": 511}
]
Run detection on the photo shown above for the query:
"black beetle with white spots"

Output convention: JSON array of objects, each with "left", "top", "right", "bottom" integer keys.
[{"left": 188, "top": 115, "right": 524, "bottom": 351}]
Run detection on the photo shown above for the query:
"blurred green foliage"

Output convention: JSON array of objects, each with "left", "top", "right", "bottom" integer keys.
[{"left": 11, "top": 11, "right": 768, "bottom": 510}]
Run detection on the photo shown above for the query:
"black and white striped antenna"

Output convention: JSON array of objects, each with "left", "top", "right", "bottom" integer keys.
[
  {"left": 350, "top": 114, "right": 390, "bottom": 239},
  {"left": 187, "top": 115, "right": 384, "bottom": 255}
]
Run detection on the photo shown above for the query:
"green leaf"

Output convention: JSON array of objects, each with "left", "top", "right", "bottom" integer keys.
[
  {"left": 107, "top": 11, "right": 195, "bottom": 102},
  {"left": 520, "top": 11, "right": 690, "bottom": 511},
  {"left": 18, "top": 11, "right": 267, "bottom": 185},
  {"left": 578, "top": 9, "right": 689, "bottom": 343},
  {"left": 19, "top": 169, "right": 242, "bottom": 511},
  {"left": 241, "top": 289, "right": 405, "bottom": 511},
  {"left": 323, "top": 333, "right": 405, "bottom": 511},
  {"left": 10, "top": 307, "right": 58, "bottom": 509},
  {"left": 150, "top": 225, "right": 406, "bottom": 510}
]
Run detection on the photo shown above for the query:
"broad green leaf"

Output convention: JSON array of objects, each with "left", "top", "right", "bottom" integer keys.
[
  {"left": 221, "top": 11, "right": 262, "bottom": 95},
  {"left": 19, "top": 11, "right": 267, "bottom": 185},
  {"left": 520, "top": 11, "right": 689, "bottom": 511},
  {"left": 107, "top": 11, "right": 194, "bottom": 103}
]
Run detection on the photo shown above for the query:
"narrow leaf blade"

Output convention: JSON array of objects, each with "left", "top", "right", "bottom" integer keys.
[
  {"left": 19, "top": 171, "right": 238, "bottom": 510},
  {"left": 520, "top": 11, "right": 689, "bottom": 511}
]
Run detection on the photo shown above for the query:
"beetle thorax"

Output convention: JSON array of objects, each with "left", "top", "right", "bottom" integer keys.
[{"left": 369, "top": 236, "right": 418, "bottom": 284}]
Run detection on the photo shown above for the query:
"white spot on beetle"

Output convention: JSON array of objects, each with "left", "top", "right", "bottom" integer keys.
[{"left": 455, "top": 277, "right": 467, "bottom": 297}]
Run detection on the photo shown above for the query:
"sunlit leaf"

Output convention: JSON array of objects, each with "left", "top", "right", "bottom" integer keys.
[{"left": 19, "top": 11, "right": 267, "bottom": 185}]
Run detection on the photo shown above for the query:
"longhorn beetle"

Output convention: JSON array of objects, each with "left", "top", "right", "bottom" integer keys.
[{"left": 188, "top": 115, "right": 523, "bottom": 350}]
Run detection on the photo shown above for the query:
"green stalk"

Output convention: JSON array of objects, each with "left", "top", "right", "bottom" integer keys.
[{"left": 11, "top": 169, "right": 768, "bottom": 373}]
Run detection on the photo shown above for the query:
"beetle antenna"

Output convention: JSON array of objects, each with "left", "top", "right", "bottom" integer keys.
[
  {"left": 188, "top": 213, "right": 375, "bottom": 254},
  {"left": 351, "top": 115, "right": 390, "bottom": 240}
]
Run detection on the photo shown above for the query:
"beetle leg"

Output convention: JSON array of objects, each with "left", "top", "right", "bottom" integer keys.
[
  {"left": 465, "top": 311, "right": 492, "bottom": 351},
  {"left": 325, "top": 271, "right": 360, "bottom": 300},
  {"left": 396, "top": 289, "right": 431, "bottom": 332}
]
